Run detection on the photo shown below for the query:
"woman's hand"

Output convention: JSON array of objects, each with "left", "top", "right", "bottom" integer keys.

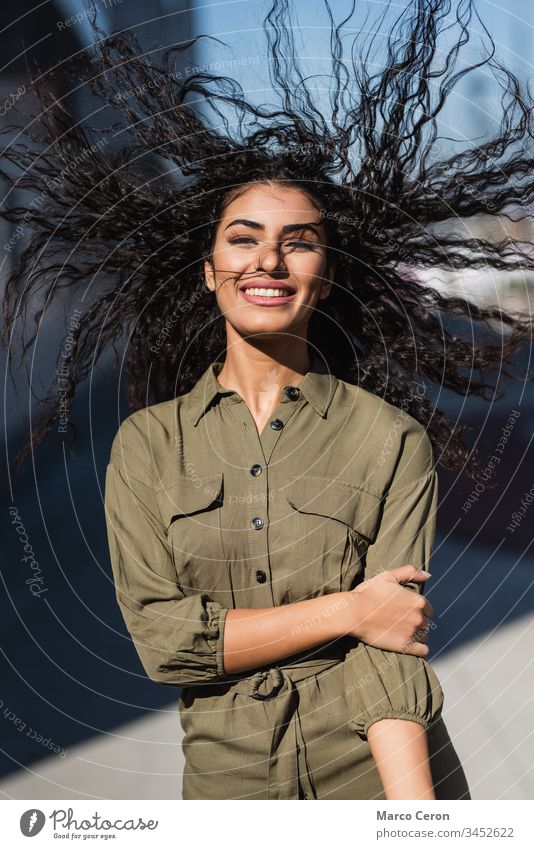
[
  {"left": 341, "top": 565, "right": 434, "bottom": 657},
  {"left": 221, "top": 566, "right": 433, "bottom": 674}
]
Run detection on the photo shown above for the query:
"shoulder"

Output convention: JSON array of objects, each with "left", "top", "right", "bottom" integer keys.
[
  {"left": 108, "top": 397, "right": 180, "bottom": 483},
  {"left": 334, "top": 378, "right": 434, "bottom": 483}
]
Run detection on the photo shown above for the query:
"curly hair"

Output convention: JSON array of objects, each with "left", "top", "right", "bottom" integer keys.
[{"left": 1, "top": 0, "right": 533, "bottom": 483}]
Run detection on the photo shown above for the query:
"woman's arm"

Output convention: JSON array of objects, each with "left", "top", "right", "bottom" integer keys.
[
  {"left": 222, "top": 565, "right": 432, "bottom": 674},
  {"left": 367, "top": 719, "right": 435, "bottom": 799},
  {"left": 342, "top": 426, "right": 441, "bottom": 799},
  {"left": 105, "top": 416, "right": 433, "bottom": 687},
  {"left": 224, "top": 567, "right": 437, "bottom": 799}
]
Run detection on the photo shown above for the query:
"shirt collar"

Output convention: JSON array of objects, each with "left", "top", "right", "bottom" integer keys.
[{"left": 187, "top": 354, "right": 338, "bottom": 427}]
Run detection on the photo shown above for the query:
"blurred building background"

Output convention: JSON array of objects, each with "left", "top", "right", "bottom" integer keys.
[{"left": 1, "top": 0, "right": 533, "bottom": 800}]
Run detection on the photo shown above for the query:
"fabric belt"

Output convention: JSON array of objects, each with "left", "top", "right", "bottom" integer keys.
[
  {"left": 221, "top": 640, "right": 349, "bottom": 799},
  {"left": 232, "top": 646, "right": 347, "bottom": 695}
]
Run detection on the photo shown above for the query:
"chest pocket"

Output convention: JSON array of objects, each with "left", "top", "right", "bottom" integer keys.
[
  {"left": 155, "top": 472, "right": 228, "bottom": 596},
  {"left": 286, "top": 475, "right": 383, "bottom": 593}
]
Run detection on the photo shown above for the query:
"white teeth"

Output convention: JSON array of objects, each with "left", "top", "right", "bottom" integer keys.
[{"left": 242, "top": 287, "right": 293, "bottom": 297}]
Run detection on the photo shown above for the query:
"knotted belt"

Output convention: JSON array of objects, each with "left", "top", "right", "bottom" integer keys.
[{"left": 220, "top": 640, "right": 349, "bottom": 799}]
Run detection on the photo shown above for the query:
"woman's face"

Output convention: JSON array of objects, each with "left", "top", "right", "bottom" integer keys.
[{"left": 204, "top": 183, "right": 334, "bottom": 340}]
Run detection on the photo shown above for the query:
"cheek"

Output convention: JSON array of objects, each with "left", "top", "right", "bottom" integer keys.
[
  {"left": 214, "top": 245, "right": 249, "bottom": 273},
  {"left": 288, "top": 254, "right": 327, "bottom": 286}
]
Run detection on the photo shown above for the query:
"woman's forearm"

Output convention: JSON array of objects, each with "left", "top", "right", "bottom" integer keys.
[
  {"left": 222, "top": 565, "right": 433, "bottom": 674},
  {"left": 367, "top": 718, "right": 436, "bottom": 800},
  {"left": 222, "top": 592, "right": 348, "bottom": 673}
]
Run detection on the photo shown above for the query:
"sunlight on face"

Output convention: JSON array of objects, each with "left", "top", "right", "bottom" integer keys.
[{"left": 204, "top": 183, "right": 334, "bottom": 339}]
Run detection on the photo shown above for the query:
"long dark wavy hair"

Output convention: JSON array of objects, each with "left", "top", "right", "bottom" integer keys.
[{"left": 2, "top": 0, "right": 533, "bottom": 482}]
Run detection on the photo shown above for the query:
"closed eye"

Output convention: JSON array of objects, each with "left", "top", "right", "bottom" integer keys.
[
  {"left": 227, "top": 236, "right": 257, "bottom": 245},
  {"left": 286, "top": 240, "right": 317, "bottom": 250},
  {"left": 227, "top": 236, "right": 317, "bottom": 250}
]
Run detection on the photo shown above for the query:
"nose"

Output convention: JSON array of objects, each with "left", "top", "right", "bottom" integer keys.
[{"left": 256, "top": 241, "right": 287, "bottom": 273}]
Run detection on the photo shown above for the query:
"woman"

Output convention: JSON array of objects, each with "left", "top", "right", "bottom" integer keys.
[
  {"left": 104, "top": 177, "right": 461, "bottom": 800},
  {"left": 2, "top": 0, "right": 533, "bottom": 799}
]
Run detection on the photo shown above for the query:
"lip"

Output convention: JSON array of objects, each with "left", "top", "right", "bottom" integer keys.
[{"left": 238, "top": 279, "right": 297, "bottom": 306}]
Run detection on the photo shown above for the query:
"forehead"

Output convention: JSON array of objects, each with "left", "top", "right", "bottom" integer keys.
[{"left": 221, "top": 183, "right": 322, "bottom": 221}]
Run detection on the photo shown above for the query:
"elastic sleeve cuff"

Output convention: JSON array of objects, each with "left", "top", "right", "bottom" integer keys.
[
  {"left": 215, "top": 607, "right": 228, "bottom": 675},
  {"left": 362, "top": 711, "right": 432, "bottom": 738},
  {"left": 343, "top": 641, "right": 444, "bottom": 740}
]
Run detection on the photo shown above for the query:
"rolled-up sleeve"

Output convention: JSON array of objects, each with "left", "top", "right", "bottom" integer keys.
[
  {"left": 104, "top": 419, "right": 229, "bottom": 687},
  {"left": 344, "top": 424, "right": 444, "bottom": 738}
]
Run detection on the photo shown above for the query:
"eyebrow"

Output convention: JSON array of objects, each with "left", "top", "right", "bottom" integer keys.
[{"left": 224, "top": 218, "right": 323, "bottom": 235}]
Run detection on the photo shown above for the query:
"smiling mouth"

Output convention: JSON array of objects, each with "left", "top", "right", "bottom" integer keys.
[{"left": 240, "top": 286, "right": 295, "bottom": 298}]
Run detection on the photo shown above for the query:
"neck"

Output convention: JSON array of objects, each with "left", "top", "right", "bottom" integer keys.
[{"left": 216, "top": 333, "right": 312, "bottom": 411}]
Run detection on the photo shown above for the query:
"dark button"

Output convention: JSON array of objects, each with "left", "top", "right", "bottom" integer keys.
[
  {"left": 303, "top": 794, "right": 310, "bottom": 800},
  {"left": 296, "top": 744, "right": 301, "bottom": 754},
  {"left": 250, "top": 464, "right": 263, "bottom": 476},
  {"left": 285, "top": 386, "right": 300, "bottom": 401},
  {"left": 255, "top": 570, "right": 267, "bottom": 583},
  {"left": 270, "top": 418, "right": 284, "bottom": 430},
  {"left": 251, "top": 516, "right": 264, "bottom": 529}
]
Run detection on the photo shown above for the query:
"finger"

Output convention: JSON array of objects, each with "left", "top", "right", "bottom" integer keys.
[
  {"left": 422, "top": 599, "right": 434, "bottom": 618},
  {"left": 422, "top": 611, "right": 436, "bottom": 637},
  {"left": 416, "top": 625, "right": 430, "bottom": 643},
  {"left": 403, "top": 640, "right": 430, "bottom": 658},
  {"left": 388, "top": 565, "right": 431, "bottom": 584},
  {"left": 418, "top": 613, "right": 435, "bottom": 639}
]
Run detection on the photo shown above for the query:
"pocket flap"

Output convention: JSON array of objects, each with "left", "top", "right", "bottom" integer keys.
[
  {"left": 155, "top": 472, "right": 223, "bottom": 528},
  {"left": 287, "top": 476, "right": 382, "bottom": 543}
]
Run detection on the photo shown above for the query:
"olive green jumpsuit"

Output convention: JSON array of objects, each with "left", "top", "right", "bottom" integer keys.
[{"left": 104, "top": 355, "right": 470, "bottom": 800}]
